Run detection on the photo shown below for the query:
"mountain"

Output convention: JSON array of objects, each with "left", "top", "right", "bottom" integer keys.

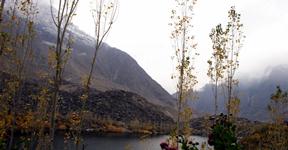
[
  {"left": 0, "top": 2, "right": 176, "bottom": 116},
  {"left": 0, "top": 72, "right": 174, "bottom": 134},
  {"left": 188, "top": 65, "right": 288, "bottom": 121}
]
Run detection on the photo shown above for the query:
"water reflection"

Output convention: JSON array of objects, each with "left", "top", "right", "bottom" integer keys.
[{"left": 55, "top": 133, "right": 209, "bottom": 150}]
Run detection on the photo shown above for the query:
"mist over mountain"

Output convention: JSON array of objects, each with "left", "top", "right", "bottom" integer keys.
[
  {"left": 189, "top": 65, "right": 288, "bottom": 121},
  {"left": 1, "top": 1, "right": 176, "bottom": 117},
  {"left": 3, "top": 1, "right": 288, "bottom": 123}
]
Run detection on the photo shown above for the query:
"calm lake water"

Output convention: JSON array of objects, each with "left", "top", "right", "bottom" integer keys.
[{"left": 54, "top": 134, "right": 209, "bottom": 150}]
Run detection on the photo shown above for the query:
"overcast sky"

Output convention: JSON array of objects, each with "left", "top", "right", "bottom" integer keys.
[{"left": 71, "top": 0, "right": 288, "bottom": 94}]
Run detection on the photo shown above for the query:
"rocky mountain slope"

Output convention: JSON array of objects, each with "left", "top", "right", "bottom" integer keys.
[
  {"left": 1, "top": 1, "right": 176, "bottom": 117},
  {"left": 0, "top": 72, "right": 174, "bottom": 133}
]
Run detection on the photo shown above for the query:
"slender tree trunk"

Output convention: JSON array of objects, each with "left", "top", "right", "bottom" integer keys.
[
  {"left": 8, "top": 79, "right": 25, "bottom": 150},
  {"left": 50, "top": 60, "right": 61, "bottom": 150},
  {"left": 0, "top": 0, "right": 5, "bottom": 55},
  {"left": 50, "top": 28, "right": 62, "bottom": 149},
  {"left": 7, "top": 7, "right": 33, "bottom": 148},
  {"left": 227, "top": 70, "right": 232, "bottom": 116},
  {"left": 49, "top": 1, "right": 80, "bottom": 149},
  {"left": 228, "top": 24, "right": 235, "bottom": 118},
  {"left": 49, "top": 83, "right": 59, "bottom": 150},
  {"left": 0, "top": 0, "right": 5, "bottom": 23},
  {"left": 8, "top": 98, "right": 16, "bottom": 150},
  {"left": 76, "top": 27, "right": 102, "bottom": 149},
  {"left": 215, "top": 79, "right": 218, "bottom": 115},
  {"left": 176, "top": 76, "right": 183, "bottom": 149},
  {"left": 176, "top": 27, "right": 186, "bottom": 149}
]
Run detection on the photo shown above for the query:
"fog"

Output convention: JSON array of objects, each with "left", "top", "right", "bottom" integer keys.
[{"left": 27, "top": 0, "right": 288, "bottom": 93}]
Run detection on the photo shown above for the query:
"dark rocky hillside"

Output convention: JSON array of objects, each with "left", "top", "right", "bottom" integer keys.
[
  {"left": 0, "top": 72, "right": 174, "bottom": 133},
  {"left": 1, "top": 1, "right": 176, "bottom": 118},
  {"left": 60, "top": 90, "right": 174, "bottom": 124}
]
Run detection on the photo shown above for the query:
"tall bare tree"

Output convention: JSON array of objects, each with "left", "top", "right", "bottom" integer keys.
[
  {"left": 224, "top": 6, "right": 244, "bottom": 117},
  {"left": 49, "top": 0, "right": 79, "bottom": 149},
  {"left": 84, "top": 0, "right": 117, "bottom": 92},
  {"left": 76, "top": 0, "right": 118, "bottom": 148},
  {"left": 0, "top": 1, "right": 39, "bottom": 149},
  {"left": 170, "top": 0, "right": 198, "bottom": 148},
  {"left": 267, "top": 86, "right": 288, "bottom": 149}
]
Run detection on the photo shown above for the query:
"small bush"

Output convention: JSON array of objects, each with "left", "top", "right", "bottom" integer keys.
[{"left": 208, "top": 114, "right": 242, "bottom": 150}]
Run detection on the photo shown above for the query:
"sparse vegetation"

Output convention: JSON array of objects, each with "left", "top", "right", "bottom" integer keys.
[
  {"left": 206, "top": 6, "right": 245, "bottom": 150},
  {"left": 0, "top": 0, "right": 287, "bottom": 150},
  {"left": 207, "top": 23, "right": 227, "bottom": 115},
  {"left": 208, "top": 114, "right": 242, "bottom": 150},
  {"left": 77, "top": 0, "right": 118, "bottom": 148},
  {"left": 241, "top": 86, "right": 288, "bottom": 149},
  {"left": 169, "top": 0, "right": 198, "bottom": 148},
  {"left": 48, "top": 0, "right": 80, "bottom": 148}
]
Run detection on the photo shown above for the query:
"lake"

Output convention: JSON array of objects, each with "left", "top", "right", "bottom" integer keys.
[{"left": 54, "top": 134, "right": 209, "bottom": 150}]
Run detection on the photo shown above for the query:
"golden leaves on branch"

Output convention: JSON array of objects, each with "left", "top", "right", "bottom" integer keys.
[
  {"left": 170, "top": 0, "right": 198, "bottom": 141},
  {"left": 207, "top": 6, "right": 245, "bottom": 116},
  {"left": 269, "top": 86, "right": 288, "bottom": 124},
  {"left": 207, "top": 24, "right": 227, "bottom": 83},
  {"left": 69, "top": 112, "right": 81, "bottom": 127},
  {"left": 229, "top": 97, "right": 240, "bottom": 118}
]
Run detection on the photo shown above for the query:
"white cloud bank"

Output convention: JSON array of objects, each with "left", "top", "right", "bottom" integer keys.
[{"left": 43, "top": 0, "right": 288, "bottom": 93}]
